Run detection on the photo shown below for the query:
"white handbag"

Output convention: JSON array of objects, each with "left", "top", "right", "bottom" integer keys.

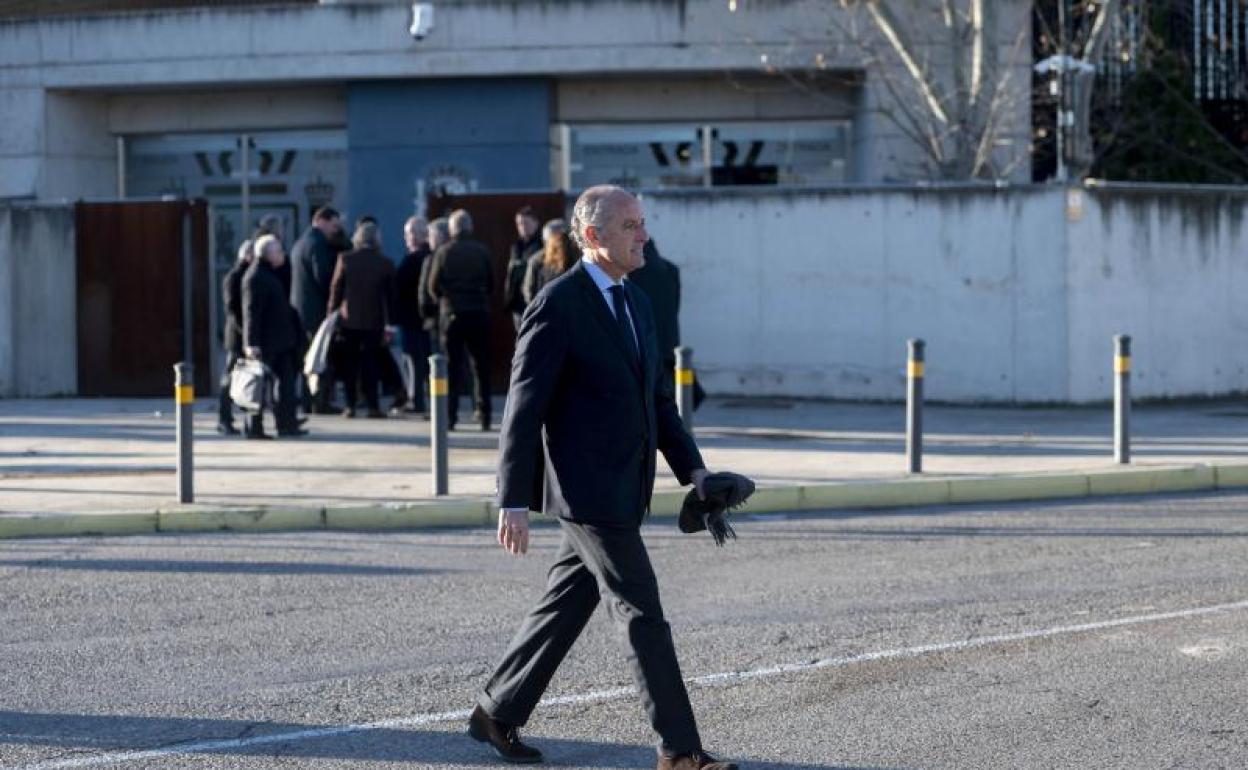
[{"left": 229, "top": 358, "right": 274, "bottom": 412}]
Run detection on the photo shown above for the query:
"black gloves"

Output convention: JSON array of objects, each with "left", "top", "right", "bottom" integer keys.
[{"left": 679, "top": 471, "right": 756, "bottom": 546}]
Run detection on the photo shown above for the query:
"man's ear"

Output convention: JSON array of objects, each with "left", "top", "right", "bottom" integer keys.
[{"left": 584, "top": 225, "right": 600, "bottom": 249}]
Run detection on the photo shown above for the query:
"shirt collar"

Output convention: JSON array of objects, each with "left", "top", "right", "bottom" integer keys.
[{"left": 581, "top": 256, "right": 623, "bottom": 291}]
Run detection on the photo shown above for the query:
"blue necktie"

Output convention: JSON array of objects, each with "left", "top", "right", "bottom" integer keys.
[{"left": 608, "top": 285, "right": 640, "bottom": 364}]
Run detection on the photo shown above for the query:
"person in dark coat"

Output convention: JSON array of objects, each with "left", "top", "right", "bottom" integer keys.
[
  {"left": 521, "top": 225, "right": 578, "bottom": 305},
  {"left": 627, "top": 239, "right": 685, "bottom": 399},
  {"left": 327, "top": 221, "right": 397, "bottom": 418},
  {"left": 428, "top": 209, "right": 495, "bottom": 431},
  {"left": 393, "top": 215, "right": 432, "bottom": 414},
  {"left": 290, "top": 206, "right": 344, "bottom": 412},
  {"left": 242, "top": 235, "right": 305, "bottom": 439},
  {"left": 503, "top": 206, "right": 542, "bottom": 332},
  {"left": 468, "top": 185, "right": 737, "bottom": 770},
  {"left": 216, "top": 242, "right": 253, "bottom": 435}
]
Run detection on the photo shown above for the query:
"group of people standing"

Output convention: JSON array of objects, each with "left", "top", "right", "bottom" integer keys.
[
  {"left": 216, "top": 200, "right": 689, "bottom": 440},
  {"left": 218, "top": 207, "right": 408, "bottom": 438}
]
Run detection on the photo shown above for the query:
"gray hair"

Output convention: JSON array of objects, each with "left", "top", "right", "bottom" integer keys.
[
  {"left": 448, "top": 209, "right": 473, "bottom": 236},
  {"left": 352, "top": 221, "right": 382, "bottom": 250},
  {"left": 541, "top": 218, "right": 567, "bottom": 243},
  {"left": 570, "top": 185, "right": 628, "bottom": 251},
  {"left": 253, "top": 234, "right": 281, "bottom": 261},
  {"left": 404, "top": 214, "right": 427, "bottom": 233},
  {"left": 427, "top": 217, "right": 450, "bottom": 248}
]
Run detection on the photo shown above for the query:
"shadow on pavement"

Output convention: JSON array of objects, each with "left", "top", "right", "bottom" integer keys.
[
  {"left": 0, "top": 710, "right": 896, "bottom": 769},
  {"left": 0, "top": 558, "right": 443, "bottom": 577}
]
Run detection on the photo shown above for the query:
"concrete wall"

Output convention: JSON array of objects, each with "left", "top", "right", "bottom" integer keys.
[
  {"left": 641, "top": 185, "right": 1248, "bottom": 403},
  {"left": 1065, "top": 187, "right": 1248, "bottom": 402},
  {"left": 0, "top": 204, "right": 77, "bottom": 397},
  {"left": 347, "top": 78, "right": 551, "bottom": 250}
]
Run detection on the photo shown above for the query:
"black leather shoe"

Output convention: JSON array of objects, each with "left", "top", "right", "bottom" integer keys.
[
  {"left": 467, "top": 705, "right": 542, "bottom": 764},
  {"left": 277, "top": 428, "right": 309, "bottom": 438},
  {"left": 656, "top": 750, "right": 738, "bottom": 770},
  {"left": 216, "top": 424, "right": 240, "bottom": 436},
  {"left": 245, "top": 431, "right": 273, "bottom": 440}
]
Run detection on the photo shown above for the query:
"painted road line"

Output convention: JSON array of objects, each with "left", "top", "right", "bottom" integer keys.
[{"left": 9, "top": 598, "right": 1248, "bottom": 769}]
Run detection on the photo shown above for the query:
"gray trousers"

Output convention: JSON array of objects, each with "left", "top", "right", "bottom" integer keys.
[{"left": 478, "top": 520, "right": 702, "bottom": 755}]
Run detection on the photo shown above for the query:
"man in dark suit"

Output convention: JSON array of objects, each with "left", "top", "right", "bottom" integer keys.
[
  {"left": 629, "top": 238, "right": 706, "bottom": 410},
  {"left": 394, "top": 215, "right": 432, "bottom": 414},
  {"left": 504, "top": 205, "right": 543, "bottom": 332},
  {"left": 242, "top": 235, "right": 306, "bottom": 439},
  {"left": 428, "top": 209, "right": 495, "bottom": 431},
  {"left": 327, "top": 221, "right": 397, "bottom": 419},
  {"left": 468, "top": 186, "right": 737, "bottom": 770},
  {"left": 291, "top": 206, "right": 344, "bottom": 413}
]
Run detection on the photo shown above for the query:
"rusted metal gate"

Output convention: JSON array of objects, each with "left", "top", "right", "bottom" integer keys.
[
  {"left": 76, "top": 200, "right": 212, "bottom": 396},
  {"left": 426, "top": 191, "right": 566, "bottom": 393}
]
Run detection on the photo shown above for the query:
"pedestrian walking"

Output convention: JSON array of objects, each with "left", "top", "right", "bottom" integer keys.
[
  {"left": 327, "top": 221, "right": 397, "bottom": 419},
  {"left": 504, "top": 206, "right": 542, "bottom": 332},
  {"left": 395, "top": 215, "right": 432, "bottom": 414},
  {"left": 428, "top": 209, "right": 494, "bottom": 431},
  {"left": 469, "top": 185, "right": 738, "bottom": 770},
  {"left": 521, "top": 219, "right": 575, "bottom": 305},
  {"left": 291, "top": 206, "right": 345, "bottom": 413},
  {"left": 242, "top": 235, "right": 306, "bottom": 439},
  {"left": 216, "top": 242, "right": 253, "bottom": 436}
]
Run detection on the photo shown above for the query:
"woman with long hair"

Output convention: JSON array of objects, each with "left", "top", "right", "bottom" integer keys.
[{"left": 522, "top": 226, "right": 580, "bottom": 305}]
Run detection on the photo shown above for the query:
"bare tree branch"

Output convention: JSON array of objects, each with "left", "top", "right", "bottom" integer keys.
[{"left": 863, "top": 1, "right": 951, "bottom": 124}]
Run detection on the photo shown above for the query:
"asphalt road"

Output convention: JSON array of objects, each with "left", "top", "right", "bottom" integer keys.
[{"left": 2, "top": 493, "right": 1247, "bottom": 769}]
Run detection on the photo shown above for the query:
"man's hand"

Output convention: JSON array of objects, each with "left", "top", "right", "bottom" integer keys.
[
  {"left": 245, "top": 346, "right": 261, "bottom": 359},
  {"left": 691, "top": 468, "right": 709, "bottom": 501},
  {"left": 498, "top": 508, "right": 530, "bottom": 556}
]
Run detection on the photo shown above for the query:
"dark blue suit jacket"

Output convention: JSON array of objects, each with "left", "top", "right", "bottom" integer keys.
[{"left": 497, "top": 261, "right": 704, "bottom": 527}]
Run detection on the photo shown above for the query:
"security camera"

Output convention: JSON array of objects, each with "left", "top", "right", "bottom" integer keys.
[{"left": 410, "top": 3, "right": 434, "bottom": 40}]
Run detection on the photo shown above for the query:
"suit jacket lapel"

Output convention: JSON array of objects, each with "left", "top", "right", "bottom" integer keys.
[{"left": 573, "top": 263, "right": 643, "bottom": 381}]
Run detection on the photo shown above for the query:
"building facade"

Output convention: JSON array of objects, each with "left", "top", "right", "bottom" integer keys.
[{"left": 1, "top": 0, "right": 1031, "bottom": 270}]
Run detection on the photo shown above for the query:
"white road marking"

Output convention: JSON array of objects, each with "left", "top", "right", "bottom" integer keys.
[{"left": 9, "top": 598, "right": 1248, "bottom": 770}]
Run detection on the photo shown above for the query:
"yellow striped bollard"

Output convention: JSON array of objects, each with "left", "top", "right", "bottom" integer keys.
[
  {"left": 906, "top": 339, "right": 925, "bottom": 474},
  {"left": 174, "top": 362, "right": 194, "bottom": 503},
  {"left": 429, "top": 353, "right": 449, "bottom": 495},
  {"left": 676, "top": 346, "right": 695, "bottom": 430},
  {"left": 1114, "top": 334, "right": 1131, "bottom": 464}
]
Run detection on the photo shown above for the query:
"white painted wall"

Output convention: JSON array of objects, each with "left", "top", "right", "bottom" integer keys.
[
  {"left": 0, "top": 204, "right": 77, "bottom": 397},
  {"left": 1064, "top": 188, "right": 1248, "bottom": 401},
  {"left": 642, "top": 185, "right": 1248, "bottom": 403}
]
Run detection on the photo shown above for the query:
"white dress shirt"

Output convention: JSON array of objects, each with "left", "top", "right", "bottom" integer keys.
[{"left": 580, "top": 257, "right": 640, "bottom": 351}]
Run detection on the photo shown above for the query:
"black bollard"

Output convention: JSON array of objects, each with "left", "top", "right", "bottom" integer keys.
[
  {"left": 906, "top": 339, "right": 925, "bottom": 474},
  {"left": 429, "top": 353, "right": 449, "bottom": 495},
  {"left": 174, "top": 362, "right": 194, "bottom": 503},
  {"left": 1114, "top": 334, "right": 1131, "bottom": 464},
  {"left": 676, "top": 346, "right": 695, "bottom": 430}
]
